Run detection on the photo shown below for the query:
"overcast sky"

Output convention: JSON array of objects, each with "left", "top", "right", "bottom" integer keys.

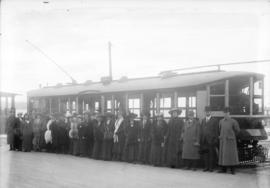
[{"left": 1, "top": 0, "right": 270, "bottom": 105}]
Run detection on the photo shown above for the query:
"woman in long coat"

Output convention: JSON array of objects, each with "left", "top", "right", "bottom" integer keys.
[
  {"left": 102, "top": 112, "right": 115, "bottom": 161},
  {"left": 5, "top": 108, "right": 19, "bottom": 151},
  {"left": 218, "top": 107, "right": 240, "bottom": 174},
  {"left": 92, "top": 114, "right": 104, "bottom": 159},
  {"left": 22, "top": 114, "right": 33, "bottom": 152},
  {"left": 32, "top": 114, "right": 42, "bottom": 151},
  {"left": 69, "top": 116, "right": 80, "bottom": 156},
  {"left": 112, "top": 111, "right": 126, "bottom": 161},
  {"left": 124, "top": 113, "right": 139, "bottom": 163},
  {"left": 182, "top": 110, "right": 201, "bottom": 170},
  {"left": 166, "top": 108, "right": 184, "bottom": 168},
  {"left": 138, "top": 112, "right": 152, "bottom": 164},
  {"left": 150, "top": 113, "right": 167, "bottom": 166}
]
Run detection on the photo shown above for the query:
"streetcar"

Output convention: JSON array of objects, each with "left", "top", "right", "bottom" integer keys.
[{"left": 27, "top": 69, "right": 269, "bottom": 163}]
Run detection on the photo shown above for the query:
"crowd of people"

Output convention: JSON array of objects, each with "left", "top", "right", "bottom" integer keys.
[{"left": 5, "top": 106, "right": 240, "bottom": 174}]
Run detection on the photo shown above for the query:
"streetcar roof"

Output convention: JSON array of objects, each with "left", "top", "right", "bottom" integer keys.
[{"left": 27, "top": 71, "right": 263, "bottom": 97}]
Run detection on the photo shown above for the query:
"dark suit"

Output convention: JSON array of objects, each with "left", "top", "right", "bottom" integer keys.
[{"left": 200, "top": 117, "right": 219, "bottom": 170}]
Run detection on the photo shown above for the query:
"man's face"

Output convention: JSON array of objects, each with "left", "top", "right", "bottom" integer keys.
[
  {"left": 10, "top": 110, "right": 15, "bottom": 117},
  {"left": 172, "top": 111, "right": 178, "bottom": 118},
  {"left": 205, "top": 111, "right": 211, "bottom": 117},
  {"left": 143, "top": 116, "right": 148, "bottom": 121},
  {"left": 84, "top": 114, "right": 89, "bottom": 121},
  {"left": 224, "top": 112, "right": 230, "bottom": 118}
]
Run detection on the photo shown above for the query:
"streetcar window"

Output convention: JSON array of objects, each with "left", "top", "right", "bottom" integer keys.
[
  {"left": 178, "top": 97, "right": 186, "bottom": 118},
  {"left": 254, "top": 80, "right": 263, "bottom": 96},
  {"left": 72, "top": 101, "right": 76, "bottom": 111},
  {"left": 210, "top": 83, "right": 225, "bottom": 95},
  {"left": 160, "top": 95, "right": 172, "bottom": 118},
  {"left": 106, "top": 100, "right": 112, "bottom": 112},
  {"left": 94, "top": 102, "right": 99, "bottom": 112},
  {"left": 253, "top": 79, "right": 263, "bottom": 115},
  {"left": 189, "top": 96, "right": 196, "bottom": 108},
  {"left": 178, "top": 97, "right": 186, "bottom": 107},
  {"left": 177, "top": 96, "right": 196, "bottom": 118},
  {"left": 254, "top": 98, "right": 263, "bottom": 114},
  {"left": 150, "top": 98, "right": 157, "bottom": 117},
  {"left": 210, "top": 97, "right": 224, "bottom": 111},
  {"left": 86, "top": 104, "right": 89, "bottom": 110},
  {"left": 128, "top": 97, "right": 141, "bottom": 117},
  {"left": 229, "top": 78, "right": 250, "bottom": 115},
  {"left": 210, "top": 82, "right": 225, "bottom": 111}
]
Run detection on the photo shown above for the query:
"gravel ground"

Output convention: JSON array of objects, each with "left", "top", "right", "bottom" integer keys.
[{"left": 1, "top": 142, "right": 270, "bottom": 188}]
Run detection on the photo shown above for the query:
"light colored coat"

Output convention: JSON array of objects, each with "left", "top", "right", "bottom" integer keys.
[
  {"left": 182, "top": 119, "right": 200, "bottom": 160},
  {"left": 218, "top": 117, "right": 240, "bottom": 166}
]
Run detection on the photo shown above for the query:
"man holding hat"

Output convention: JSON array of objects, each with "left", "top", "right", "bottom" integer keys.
[
  {"left": 218, "top": 107, "right": 240, "bottom": 174},
  {"left": 166, "top": 108, "right": 184, "bottom": 168},
  {"left": 200, "top": 106, "right": 219, "bottom": 172}
]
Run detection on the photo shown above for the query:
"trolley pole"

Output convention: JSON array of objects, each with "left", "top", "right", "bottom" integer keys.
[{"left": 108, "top": 41, "right": 113, "bottom": 80}]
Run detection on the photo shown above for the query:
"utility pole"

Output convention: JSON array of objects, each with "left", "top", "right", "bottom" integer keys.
[{"left": 108, "top": 41, "right": 112, "bottom": 79}]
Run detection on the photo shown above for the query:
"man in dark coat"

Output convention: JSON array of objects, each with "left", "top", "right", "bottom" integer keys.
[
  {"left": 78, "top": 115, "right": 87, "bottom": 157},
  {"left": 58, "top": 115, "right": 69, "bottom": 154},
  {"left": 102, "top": 112, "right": 115, "bottom": 160},
  {"left": 200, "top": 106, "right": 219, "bottom": 172},
  {"left": 5, "top": 108, "right": 19, "bottom": 151},
  {"left": 124, "top": 113, "right": 139, "bottom": 163},
  {"left": 165, "top": 108, "right": 184, "bottom": 168},
  {"left": 13, "top": 112, "right": 23, "bottom": 151},
  {"left": 84, "top": 112, "right": 94, "bottom": 157},
  {"left": 92, "top": 114, "right": 104, "bottom": 159},
  {"left": 218, "top": 107, "right": 240, "bottom": 174},
  {"left": 21, "top": 113, "right": 33, "bottom": 152},
  {"left": 50, "top": 113, "right": 61, "bottom": 153},
  {"left": 138, "top": 112, "right": 152, "bottom": 164}
]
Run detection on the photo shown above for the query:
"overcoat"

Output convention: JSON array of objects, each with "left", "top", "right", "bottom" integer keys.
[
  {"left": 200, "top": 117, "right": 219, "bottom": 147},
  {"left": 78, "top": 122, "right": 87, "bottom": 156},
  {"left": 92, "top": 120, "right": 104, "bottom": 159},
  {"left": 103, "top": 119, "right": 115, "bottom": 160},
  {"left": 112, "top": 118, "right": 126, "bottom": 161},
  {"left": 138, "top": 119, "right": 152, "bottom": 163},
  {"left": 32, "top": 118, "right": 42, "bottom": 151},
  {"left": 218, "top": 117, "right": 240, "bottom": 166},
  {"left": 84, "top": 120, "right": 94, "bottom": 157},
  {"left": 166, "top": 117, "right": 184, "bottom": 166},
  {"left": 124, "top": 120, "right": 139, "bottom": 162},
  {"left": 22, "top": 120, "right": 33, "bottom": 151},
  {"left": 150, "top": 120, "right": 166, "bottom": 166},
  {"left": 6, "top": 116, "right": 19, "bottom": 145},
  {"left": 182, "top": 119, "right": 201, "bottom": 160}
]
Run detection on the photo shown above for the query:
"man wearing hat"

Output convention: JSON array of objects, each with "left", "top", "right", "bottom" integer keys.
[
  {"left": 92, "top": 113, "right": 105, "bottom": 159},
  {"left": 102, "top": 112, "right": 115, "bottom": 160},
  {"left": 165, "top": 108, "right": 184, "bottom": 168},
  {"left": 138, "top": 111, "right": 152, "bottom": 164},
  {"left": 182, "top": 110, "right": 201, "bottom": 170},
  {"left": 200, "top": 106, "right": 219, "bottom": 172},
  {"left": 218, "top": 107, "right": 240, "bottom": 174},
  {"left": 124, "top": 112, "right": 139, "bottom": 163}
]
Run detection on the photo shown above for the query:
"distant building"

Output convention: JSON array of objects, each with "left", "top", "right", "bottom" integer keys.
[{"left": 0, "top": 91, "right": 19, "bottom": 134}]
